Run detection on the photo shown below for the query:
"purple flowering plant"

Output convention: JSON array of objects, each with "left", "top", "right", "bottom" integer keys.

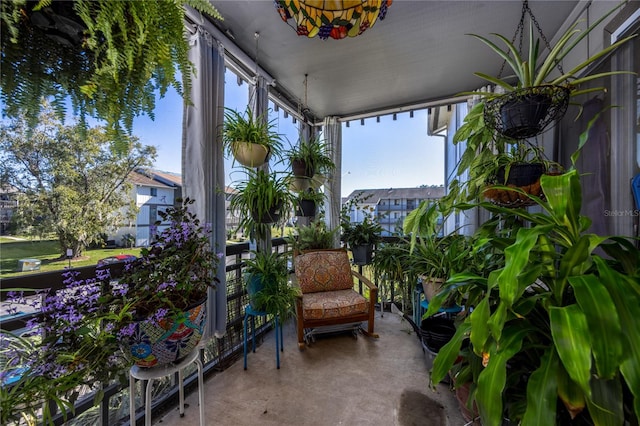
[{"left": 1, "top": 198, "right": 221, "bottom": 425}]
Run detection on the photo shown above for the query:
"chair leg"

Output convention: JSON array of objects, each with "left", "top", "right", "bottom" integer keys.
[
  {"left": 275, "top": 315, "right": 280, "bottom": 369},
  {"left": 243, "top": 312, "right": 249, "bottom": 370}
]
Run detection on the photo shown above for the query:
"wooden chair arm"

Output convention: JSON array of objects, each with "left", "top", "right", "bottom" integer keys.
[{"left": 351, "top": 270, "right": 377, "bottom": 291}]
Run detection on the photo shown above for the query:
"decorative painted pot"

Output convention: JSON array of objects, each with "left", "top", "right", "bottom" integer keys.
[{"left": 122, "top": 298, "right": 207, "bottom": 368}]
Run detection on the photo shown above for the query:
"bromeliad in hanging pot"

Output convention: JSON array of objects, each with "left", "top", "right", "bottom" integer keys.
[
  {"left": 229, "top": 168, "right": 294, "bottom": 235},
  {"left": 222, "top": 107, "right": 284, "bottom": 168},
  {"left": 467, "top": 1, "right": 636, "bottom": 139}
]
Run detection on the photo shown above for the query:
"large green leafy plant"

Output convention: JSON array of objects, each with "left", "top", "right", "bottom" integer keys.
[
  {"left": 427, "top": 170, "right": 640, "bottom": 425},
  {"left": 1, "top": 0, "right": 221, "bottom": 147}
]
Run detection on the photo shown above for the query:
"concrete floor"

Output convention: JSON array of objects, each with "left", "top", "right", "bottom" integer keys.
[{"left": 155, "top": 310, "right": 467, "bottom": 426}]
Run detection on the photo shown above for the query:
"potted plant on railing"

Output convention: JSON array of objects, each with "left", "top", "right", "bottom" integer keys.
[
  {"left": 465, "top": 2, "right": 636, "bottom": 139},
  {"left": 229, "top": 168, "right": 295, "bottom": 237},
  {"left": 222, "top": 107, "right": 284, "bottom": 168},
  {"left": 2, "top": 198, "right": 221, "bottom": 424},
  {"left": 287, "top": 217, "right": 338, "bottom": 255},
  {"left": 340, "top": 191, "right": 383, "bottom": 265},
  {"left": 244, "top": 250, "right": 300, "bottom": 321}
]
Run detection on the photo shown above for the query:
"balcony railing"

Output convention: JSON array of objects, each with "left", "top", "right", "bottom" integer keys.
[{"left": 0, "top": 238, "right": 291, "bottom": 426}]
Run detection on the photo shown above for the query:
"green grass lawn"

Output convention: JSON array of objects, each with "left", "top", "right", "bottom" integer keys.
[{"left": 0, "top": 239, "right": 141, "bottom": 278}]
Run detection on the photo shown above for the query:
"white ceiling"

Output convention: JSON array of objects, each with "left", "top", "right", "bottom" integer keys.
[{"left": 208, "top": 1, "right": 581, "bottom": 121}]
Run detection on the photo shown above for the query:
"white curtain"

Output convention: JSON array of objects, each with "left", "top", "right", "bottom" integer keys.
[
  {"left": 182, "top": 26, "right": 227, "bottom": 338},
  {"left": 323, "top": 116, "right": 342, "bottom": 247}
]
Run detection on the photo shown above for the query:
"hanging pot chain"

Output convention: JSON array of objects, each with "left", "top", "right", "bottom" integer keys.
[{"left": 497, "top": 0, "right": 565, "bottom": 81}]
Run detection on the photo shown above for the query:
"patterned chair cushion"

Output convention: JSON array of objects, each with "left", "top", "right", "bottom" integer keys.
[
  {"left": 294, "top": 250, "right": 354, "bottom": 293},
  {"left": 301, "top": 289, "right": 369, "bottom": 320}
]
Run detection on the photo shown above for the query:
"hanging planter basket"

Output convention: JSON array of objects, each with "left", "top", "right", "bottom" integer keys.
[
  {"left": 484, "top": 85, "right": 570, "bottom": 139},
  {"left": 250, "top": 202, "right": 283, "bottom": 224},
  {"left": 483, "top": 162, "right": 547, "bottom": 208},
  {"left": 291, "top": 158, "right": 315, "bottom": 178},
  {"left": 121, "top": 298, "right": 207, "bottom": 368},
  {"left": 296, "top": 199, "right": 316, "bottom": 217},
  {"left": 231, "top": 141, "right": 270, "bottom": 168}
]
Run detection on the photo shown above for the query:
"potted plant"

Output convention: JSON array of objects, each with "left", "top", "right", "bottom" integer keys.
[
  {"left": 1, "top": 1, "right": 221, "bottom": 149},
  {"left": 287, "top": 135, "right": 335, "bottom": 178},
  {"left": 448, "top": 101, "right": 562, "bottom": 206},
  {"left": 340, "top": 192, "right": 383, "bottom": 265},
  {"left": 222, "top": 107, "right": 284, "bottom": 168},
  {"left": 295, "top": 188, "right": 325, "bottom": 218},
  {"left": 243, "top": 250, "right": 300, "bottom": 320},
  {"left": 371, "top": 239, "right": 415, "bottom": 314},
  {"left": 427, "top": 170, "right": 640, "bottom": 425},
  {"left": 229, "top": 168, "right": 295, "bottom": 236},
  {"left": 288, "top": 217, "right": 338, "bottom": 255},
  {"left": 2, "top": 198, "right": 221, "bottom": 424},
  {"left": 466, "top": 2, "right": 636, "bottom": 139}
]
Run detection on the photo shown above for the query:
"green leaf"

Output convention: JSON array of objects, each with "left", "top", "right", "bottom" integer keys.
[
  {"left": 586, "top": 376, "right": 623, "bottom": 426},
  {"left": 540, "top": 171, "right": 582, "bottom": 238},
  {"left": 470, "top": 297, "right": 490, "bottom": 355},
  {"left": 595, "top": 257, "right": 640, "bottom": 420},
  {"left": 555, "top": 235, "right": 590, "bottom": 301},
  {"left": 557, "top": 363, "right": 586, "bottom": 420},
  {"left": 497, "top": 225, "right": 552, "bottom": 307},
  {"left": 550, "top": 305, "right": 592, "bottom": 396},
  {"left": 431, "top": 321, "right": 471, "bottom": 385},
  {"left": 522, "top": 348, "right": 558, "bottom": 426},
  {"left": 570, "top": 275, "right": 622, "bottom": 380},
  {"left": 476, "top": 325, "right": 531, "bottom": 426}
]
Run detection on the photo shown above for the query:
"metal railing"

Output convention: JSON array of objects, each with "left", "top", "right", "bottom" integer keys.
[{"left": 0, "top": 238, "right": 291, "bottom": 425}]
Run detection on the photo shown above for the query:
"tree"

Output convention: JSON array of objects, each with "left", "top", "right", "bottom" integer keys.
[{"left": 0, "top": 104, "right": 156, "bottom": 257}]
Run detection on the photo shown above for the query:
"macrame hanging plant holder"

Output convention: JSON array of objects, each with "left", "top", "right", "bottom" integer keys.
[{"left": 483, "top": 1, "right": 570, "bottom": 140}]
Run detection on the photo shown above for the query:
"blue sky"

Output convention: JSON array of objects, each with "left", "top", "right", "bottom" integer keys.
[{"left": 114, "top": 69, "right": 446, "bottom": 197}]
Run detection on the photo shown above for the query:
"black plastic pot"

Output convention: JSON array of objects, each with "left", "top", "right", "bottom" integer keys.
[
  {"left": 351, "top": 244, "right": 373, "bottom": 265},
  {"left": 420, "top": 316, "right": 456, "bottom": 353},
  {"left": 494, "top": 163, "right": 545, "bottom": 186},
  {"left": 499, "top": 94, "right": 552, "bottom": 139},
  {"left": 250, "top": 203, "right": 282, "bottom": 224},
  {"left": 291, "top": 159, "right": 314, "bottom": 178},
  {"left": 296, "top": 199, "right": 316, "bottom": 217}
]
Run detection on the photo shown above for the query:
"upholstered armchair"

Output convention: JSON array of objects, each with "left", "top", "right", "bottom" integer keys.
[{"left": 293, "top": 249, "right": 378, "bottom": 350}]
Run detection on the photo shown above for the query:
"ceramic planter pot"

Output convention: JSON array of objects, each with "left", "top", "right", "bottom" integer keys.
[
  {"left": 121, "top": 298, "right": 207, "bottom": 368},
  {"left": 231, "top": 141, "right": 270, "bottom": 168},
  {"left": 291, "top": 158, "right": 314, "bottom": 178},
  {"left": 421, "top": 277, "right": 445, "bottom": 302}
]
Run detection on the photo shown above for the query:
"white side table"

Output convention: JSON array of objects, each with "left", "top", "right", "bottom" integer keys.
[{"left": 129, "top": 348, "right": 204, "bottom": 426}]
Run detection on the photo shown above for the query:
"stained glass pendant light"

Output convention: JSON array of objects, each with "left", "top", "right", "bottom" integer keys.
[{"left": 275, "top": 0, "right": 392, "bottom": 40}]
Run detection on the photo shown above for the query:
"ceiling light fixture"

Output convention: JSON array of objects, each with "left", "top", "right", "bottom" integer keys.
[{"left": 275, "top": 0, "right": 392, "bottom": 40}]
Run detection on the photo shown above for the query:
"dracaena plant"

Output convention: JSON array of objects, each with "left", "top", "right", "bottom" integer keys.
[{"left": 426, "top": 169, "right": 640, "bottom": 426}]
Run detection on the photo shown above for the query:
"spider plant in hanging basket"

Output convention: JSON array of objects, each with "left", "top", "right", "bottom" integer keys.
[
  {"left": 467, "top": 2, "right": 636, "bottom": 139},
  {"left": 222, "top": 107, "right": 284, "bottom": 168}
]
